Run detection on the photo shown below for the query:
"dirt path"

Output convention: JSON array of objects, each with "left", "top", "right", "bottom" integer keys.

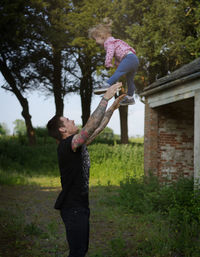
[{"left": 0, "top": 184, "right": 135, "bottom": 257}]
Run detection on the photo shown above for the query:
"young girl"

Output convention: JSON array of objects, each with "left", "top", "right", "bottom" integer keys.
[{"left": 89, "top": 18, "right": 139, "bottom": 106}]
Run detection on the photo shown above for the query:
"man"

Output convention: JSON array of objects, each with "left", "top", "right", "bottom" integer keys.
[{"left": 47, "top": 83, "right": 124, "bottom": 257}]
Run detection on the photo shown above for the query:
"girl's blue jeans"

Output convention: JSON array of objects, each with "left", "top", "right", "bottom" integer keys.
[{"left": 107, "top": 53, "right": 139, "bottom": 96}]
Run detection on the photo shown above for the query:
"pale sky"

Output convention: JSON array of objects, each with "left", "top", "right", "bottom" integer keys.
[{"left": 0, "top": 74, "right": 144, "bottom": 136}]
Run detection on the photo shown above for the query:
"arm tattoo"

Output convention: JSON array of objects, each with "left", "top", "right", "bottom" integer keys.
[
  {"left": 86, "top": 110, "right": 112, "bottom": 145},
  {"left": 72, "top": 98, "right": 108, "bottom": 151},
  {"left": 72, "top": 129, "right": 89, "bottom": 151},
  {"left": 86, "top": 95, "right": 124, "bottom": 145}
]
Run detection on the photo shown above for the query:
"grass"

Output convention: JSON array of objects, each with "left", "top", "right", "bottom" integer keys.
[
  {"left": 89, "top": 143, "right": 144, "bottom": 186},
  {"left": 0, "top": 136, "right": 144, "bottom": 186},
  {"left": 0, "top": 136, "right": 200, "bottom": 256}
]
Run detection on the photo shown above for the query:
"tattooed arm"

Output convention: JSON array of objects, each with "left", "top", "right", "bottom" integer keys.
[
  {"left": 86, "top": 94, "right": 126, "bottom": 145},
  {"left": 71, "top": 82, "right": 122, "bottom": 151}
]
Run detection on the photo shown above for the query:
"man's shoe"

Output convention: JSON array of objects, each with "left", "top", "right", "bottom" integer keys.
[
  {"left": 120, "top": 96, "right": 135, "bottom": 106},
  {"left": 94, "top": 85, "right": 110, "bottom": 95}
]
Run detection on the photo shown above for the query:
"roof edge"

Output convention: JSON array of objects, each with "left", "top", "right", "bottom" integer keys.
[{"left": 140, "top": 71, "right": 200, "bottom": 97}]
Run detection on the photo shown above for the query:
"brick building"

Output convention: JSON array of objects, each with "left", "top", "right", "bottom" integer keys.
[{"left": 140, "top": 58, "right": 200, "bottom": 185}]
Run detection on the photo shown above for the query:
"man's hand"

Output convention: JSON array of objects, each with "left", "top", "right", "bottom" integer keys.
[
  {"left": 71, "top": 83, "right": 123, "bottom": 151},
  {"left": 104, "top": 82, "right": 122, "bottom": 100},
  {"left": 85, "top": 94, "right": 126, "bottom": 145},
  {"left": 112, "top": 94, "right": 126, "bottom": 110}
]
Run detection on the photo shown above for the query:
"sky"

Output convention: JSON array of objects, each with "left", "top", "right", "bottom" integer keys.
[{"left": 0, "top": 74, "right": 144, "bottom": 137}]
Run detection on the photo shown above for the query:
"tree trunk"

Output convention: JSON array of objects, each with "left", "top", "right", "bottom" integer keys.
[
  {"left": 0, "top": 59, "right": 36, "bottom": 145},
  {"left": 80, "top": 76, "right": 92, "bottom": 126},
  {"left": 21, "top": 98, "right": 36, "bottom": 145},
  {"left": 119, "top": 105, "right": 129, "bottom": 144},
  {"left": 52, "top": 48, "right": 64, "bottom": 116}
]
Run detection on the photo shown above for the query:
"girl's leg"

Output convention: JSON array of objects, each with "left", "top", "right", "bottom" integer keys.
[
  {"left": 107, "top": 54, "right": 139, "bottom": 87},
  {"left": 126, "top": 71, "right": 136, "bottom": 96}
]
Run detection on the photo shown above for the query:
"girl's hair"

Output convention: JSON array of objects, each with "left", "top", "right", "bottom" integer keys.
[{"left": 88, "top": 18, "right": 113, "bottom": 39}]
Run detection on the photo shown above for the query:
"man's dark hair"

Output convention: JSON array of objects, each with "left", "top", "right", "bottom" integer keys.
[{"left": 46, "top": 115, "right": 64, "bottom": 141}]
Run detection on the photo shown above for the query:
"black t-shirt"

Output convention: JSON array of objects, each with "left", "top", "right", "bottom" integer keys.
[{"left": 54, "top": 135, "right": 90, "bottom": 210}]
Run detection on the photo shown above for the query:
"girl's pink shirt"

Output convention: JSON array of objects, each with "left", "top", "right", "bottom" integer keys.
[{"left": 104, "top": 36, "right": 136, "bottom": 68}]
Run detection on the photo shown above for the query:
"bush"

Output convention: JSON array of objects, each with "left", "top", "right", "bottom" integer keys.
[
  {"left": 34, "top": 127, "right": 49, "bottom": 138},
  {"left": 0, "top": 137, "right": 58, "bottom": 176},
  {"left": 91, "top": 127, "right": 116, "bottom": 144},
  {"left": 118, "top": 175, "right": 200, "bottom": 256}
]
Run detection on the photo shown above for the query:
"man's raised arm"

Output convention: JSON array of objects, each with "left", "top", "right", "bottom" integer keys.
[
  {"left": 71, "top": 83, "right": 122, "bottom": 151},
  {"left": 85, "top": 94, "right": 125, "bottom": 145}
]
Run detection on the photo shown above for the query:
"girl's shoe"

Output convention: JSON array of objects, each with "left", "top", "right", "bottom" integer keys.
[{"left": 120, "top": 96, "right": 135, "bottom": 106}]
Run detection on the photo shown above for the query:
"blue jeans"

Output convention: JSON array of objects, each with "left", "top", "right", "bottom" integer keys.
[
  {"left": 60, "top": 207, "right": 90, "bottom": 257},
  {"left": 107, "top": 53, "right": 139, "bottom": 96}
]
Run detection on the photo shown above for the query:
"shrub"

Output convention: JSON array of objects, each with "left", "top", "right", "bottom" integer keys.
[
  {"left": 118, "top": 175, "right": 200, "bottom": 256},
  {"left": 0, "top": 137, "right": 58, "bottom": 176}
]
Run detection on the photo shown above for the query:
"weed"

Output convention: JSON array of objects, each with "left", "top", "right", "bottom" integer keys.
[
  {"left": 24, "top": 222, "right": 44, "bottom": 236},
  {"left": 117, "top": 176, "right": 200, "bottom": 256},
  {"left": 47, "top": 220, "right": 58, "bottom": 236},
  {"left": 109, "top": 236, "right": 127, "bottom": 257}
]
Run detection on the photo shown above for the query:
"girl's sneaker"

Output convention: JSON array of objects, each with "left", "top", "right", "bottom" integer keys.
[{"left": 120, "top": 96, "right": 135, "bottom": 106}]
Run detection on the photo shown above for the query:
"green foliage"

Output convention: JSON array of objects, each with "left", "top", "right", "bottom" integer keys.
[
  {"left": 111, "top": 0, "right": 200, "bottom": 87},
  {"left": 117, "top": 175, "right": 200, "bottom": 256},
  {"left": 0, "top": 136, "right": 144, "bottom": 186},
  {"left": 0, "top": 169, "right": 29, "bottom": 185},
  {"left": 34, "top": 126, "right": 48, "bottom": 138},
  {"left": 13, "top": 119, "right": 26, "bottom": 136},
  {"left": 0, "top": 0, "right": 29, "bottom": 47},
  {"left": 0, "top": 137, "right": 58, "bottom": 177},
  {"left": 89, "top": 143, "right": 144, "bottom": 185},
  {"left": 0, "top": 123, "right": 10, "bottom": 136},
  {"left": 92, "top": 127, "right": 115, "bottom": 144}
]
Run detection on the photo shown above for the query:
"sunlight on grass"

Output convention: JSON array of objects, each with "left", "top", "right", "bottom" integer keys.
[
  {"left": 27, "top": 176, "right": 60, "bottom": 187},
  {"left": 0, "top": 169, "right": 61, "bottom": 187},
  {"left": 0, "top": 142, "right": 144, "bottom": 187},
  {"left": 90, "top": 164, "right": 143, "bottom": 186}
]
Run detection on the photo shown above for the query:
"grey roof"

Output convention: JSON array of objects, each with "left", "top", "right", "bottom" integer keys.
[{"left": 141, "top": 57, "right": 200, "bottom": 97}]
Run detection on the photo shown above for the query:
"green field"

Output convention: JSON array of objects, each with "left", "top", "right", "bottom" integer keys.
[
  {"left": 0, "top": 136, "right": 144, "bottom": 187},
  {"left": 0, "top": 136, "right": 200, "bottom": 257}
]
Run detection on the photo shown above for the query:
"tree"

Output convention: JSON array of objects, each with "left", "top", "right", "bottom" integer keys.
[
  {"left": 13, "top": 119, "right": 26, "bottom": 136},
  {"left": 66, "top": 0, "right": 112, "bottom": 126},
  {"left": 28, "top": 0, "right": 75, "bottom": 116},
  {"left": 0, "top": 0, "right": 75, "bottom": 146},
  {"left": 109, "top": 0, "right": 200, "bottom": 142},
  {"left": 0, "top": 123, "right": 10, "bottom": 136},
  {"left": 123, "top": 0, "right": 200, "bottom": 84},
  {"left": 0, "top": 0, "right": 39, "bottom": 145}
]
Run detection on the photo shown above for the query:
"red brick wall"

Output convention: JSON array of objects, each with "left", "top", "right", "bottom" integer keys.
[
  {"left": 144, "top": 98, "right": 194, "bottom": 182},
  {"left": 144, "top": 102, "right": 159, "bottom": 177}
]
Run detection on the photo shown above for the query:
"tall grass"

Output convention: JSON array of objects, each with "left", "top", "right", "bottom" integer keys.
[
  {"left": 0, "top": 136, "right": 144, "bottom": 186},
  {"left": 89, "top": 143, "right": 144, "bottom": 185},
  {"left": 115, "top": 175, "right": 200, "bottom": 256},
  {"left": 0, "top": 137, "right": 58, "bottom": 175}
]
